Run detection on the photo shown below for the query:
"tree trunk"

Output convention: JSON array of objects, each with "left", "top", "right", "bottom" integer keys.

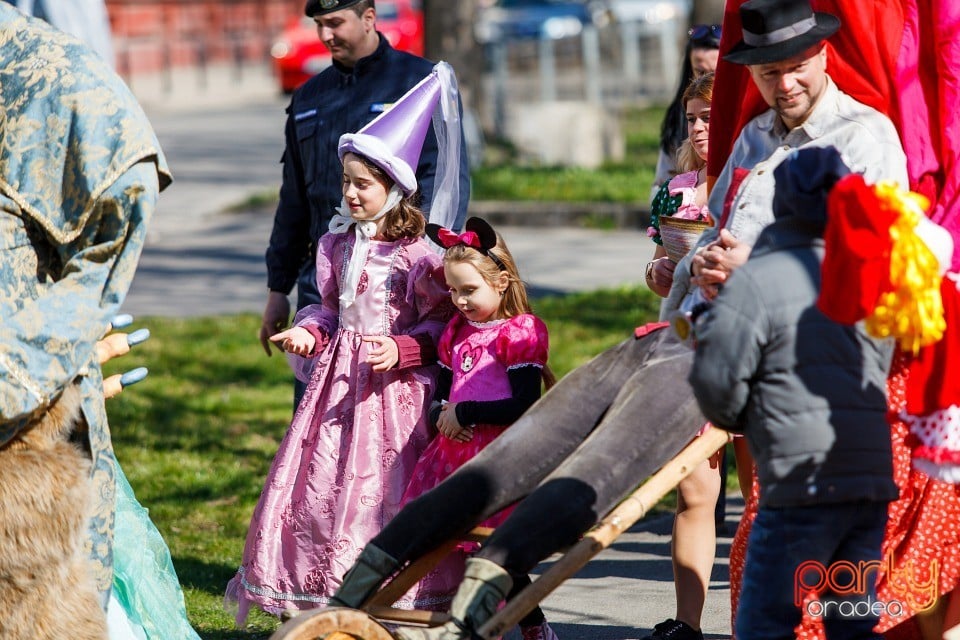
[
  {"left": 691, "top": 0, "right": 725, "bottom": 25},
  {"left": 422, "top": 0, "right": 483, "bottom": 115}
]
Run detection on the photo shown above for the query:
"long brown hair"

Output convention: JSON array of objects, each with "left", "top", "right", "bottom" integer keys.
[
  {"left": 352, "top": 154, "right": 426, "bottom": 241},
  {"left": 676, "top": 71, "right": 714, "bottom": 173},
  {"left": 443, "top": 234, "right": 557, "bottom": 389}
]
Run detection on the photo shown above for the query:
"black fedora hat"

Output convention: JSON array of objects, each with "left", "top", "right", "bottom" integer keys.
[
  {"left": 305, "top": 0, "right": 364, "bottom": 18},
  {"left": 724, "top": 0, "right": 840, "bottom": 65}
]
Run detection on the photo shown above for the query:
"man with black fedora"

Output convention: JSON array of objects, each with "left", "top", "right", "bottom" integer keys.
[
  {"left": 260, "top": 0, "right": 470, "bottom": 406},
  {"left": 662, "top": 0, "right": 907, "bottom": 321}
]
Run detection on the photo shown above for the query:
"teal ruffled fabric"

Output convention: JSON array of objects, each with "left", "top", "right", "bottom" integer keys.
[{"left": 112, "top": 462, "right": 200, "bottom": 640}]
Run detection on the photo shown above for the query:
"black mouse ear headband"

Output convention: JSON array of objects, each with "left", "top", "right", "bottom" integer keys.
[{"left": 425, "top": 217, "right": 507, "bottom": 271}]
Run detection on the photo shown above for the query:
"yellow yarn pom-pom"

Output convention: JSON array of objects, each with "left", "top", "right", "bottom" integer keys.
[{"left": 864, "top": 182, "right": 945, "bottom": 354}]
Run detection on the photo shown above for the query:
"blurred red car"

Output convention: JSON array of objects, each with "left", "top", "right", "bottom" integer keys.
[{"left": 271, "top": 0, "right": 425, "bottom": 94}]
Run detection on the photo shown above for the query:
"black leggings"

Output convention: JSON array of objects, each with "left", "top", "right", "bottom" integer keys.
[
  {"left": 509, "top": 575, "right": 544, "bottom": 628},
  {"left": 371, "top": 327, "right": 703, "bottom": 575}
]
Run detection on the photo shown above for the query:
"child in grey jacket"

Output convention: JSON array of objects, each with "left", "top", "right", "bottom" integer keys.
[{"left": 688, "top": 146, "right": 896, "bottom": 640}]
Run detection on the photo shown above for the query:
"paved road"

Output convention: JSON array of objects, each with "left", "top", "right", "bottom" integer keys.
[
  {"left": 125, "top": 64, "right": 734, "bottom": 639},
  {"left": 127, "top": 205, "right": 655, "bottom": 317},
  {"left": 537, "top": 500, "right": 742, "bottom": 640}
]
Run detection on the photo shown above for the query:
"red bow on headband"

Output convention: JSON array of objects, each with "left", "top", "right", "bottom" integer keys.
[{"left": 436, "top": 228, "right": 482, "bottom": 250}]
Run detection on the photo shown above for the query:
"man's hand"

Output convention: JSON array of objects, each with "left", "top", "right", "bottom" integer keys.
[
  {"left": 690, "top": 229, "right": 751, "bottom": 300},
  {"left": 260, "top": 291, "right": 291, "bottom": 356},
  {"left": 363, "top": 335, "right": 399, "bottom": 372}
]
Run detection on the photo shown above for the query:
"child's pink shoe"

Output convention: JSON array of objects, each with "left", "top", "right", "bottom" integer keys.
[{"left": 520, "top": 621, "right": 559, "bottom": 640}]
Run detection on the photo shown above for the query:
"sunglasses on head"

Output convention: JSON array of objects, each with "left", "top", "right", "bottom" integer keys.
[{"left": 688, "top": 24, "right": 721, "bottom": 44}]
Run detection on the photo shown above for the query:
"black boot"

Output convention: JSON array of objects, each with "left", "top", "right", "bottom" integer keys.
[
  {"left": 329, "top": 545, "right": 401, "bottom": 608},
  {"left": 394, "top": 557, "right": 513, "bottom": 640}
]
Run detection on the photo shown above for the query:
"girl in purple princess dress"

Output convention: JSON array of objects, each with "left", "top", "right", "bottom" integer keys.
[
  {"left": 225, "top": 145, "right": 454, "bottom": 623},
  {"left": 401, "top": 217, "right": 561, "bottom": 640}
]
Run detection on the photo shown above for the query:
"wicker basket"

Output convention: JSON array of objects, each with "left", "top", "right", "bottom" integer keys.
[{"left": 659, "top": 216, "right": 711, "bottom": 262}]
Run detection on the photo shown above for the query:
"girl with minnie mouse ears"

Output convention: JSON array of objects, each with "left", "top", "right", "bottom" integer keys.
[{"left": 398, "top": 217, "right": 560, "bottom": 640}]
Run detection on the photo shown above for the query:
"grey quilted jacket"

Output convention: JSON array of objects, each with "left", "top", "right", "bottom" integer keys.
[{"left": 688, "top": 217, "right": 897, "bottom": 508}]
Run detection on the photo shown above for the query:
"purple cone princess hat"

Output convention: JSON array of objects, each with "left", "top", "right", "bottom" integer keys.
[
  {"left": 333, "top": 62, "right": 462, "bottom": 309},
  {"left": 339, "top": 61, "right": 463, "bottom": 231},
  {"left": 339, "top": 63, "right": 447, "bottom": 198}
]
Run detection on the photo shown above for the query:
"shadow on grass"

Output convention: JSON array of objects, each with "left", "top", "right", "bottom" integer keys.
[
  {"left": 177, "top": 555, "right": 279, "bottom": 639},
  {"left": 178, "top": 555, "right": 241, "bottom": 597},
  {"left": 527, "top": 284, "right": 568, "bottom": 298}
]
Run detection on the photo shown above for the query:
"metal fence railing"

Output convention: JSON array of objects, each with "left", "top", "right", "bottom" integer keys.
[{"left": 481, "top": 17, "right": 685, "bottom": 138}]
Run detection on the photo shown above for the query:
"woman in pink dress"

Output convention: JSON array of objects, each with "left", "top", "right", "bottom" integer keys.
[
  {"left": 400, "top": 217, "right": 559, "bottom": 640},
  {"left": 225, "top": 65, "right": 460, "bottom": 623}
]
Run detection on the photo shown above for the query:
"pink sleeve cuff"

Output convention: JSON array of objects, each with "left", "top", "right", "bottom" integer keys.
[{"left": 394, "top": 333, "right": 438, "bottom": 369}]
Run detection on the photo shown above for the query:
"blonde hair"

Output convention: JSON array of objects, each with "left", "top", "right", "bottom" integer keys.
[
  {"left": 676, "top": 71, "right": 714, "bottom": 173},
  {"left": 352, "top": 153, "right": 426, "bottom": 241},
  {"left": 444, "top": 234, "right": 556, "bottom": 389}
]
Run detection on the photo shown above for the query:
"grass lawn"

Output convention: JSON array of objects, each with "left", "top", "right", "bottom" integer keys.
[{"left": 104, "top": 285, "right": 682, "bottom": 638}]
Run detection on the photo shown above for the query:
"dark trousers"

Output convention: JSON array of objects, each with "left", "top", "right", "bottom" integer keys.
[
  {"left": 371, "top": 327, "right": 704, "bottom": 575},
  {"left": 736, "top": 500, "right": 889, "bottom": 640},
  {"left": 293, "top": 262, "right": 322, "bottom": 409}
]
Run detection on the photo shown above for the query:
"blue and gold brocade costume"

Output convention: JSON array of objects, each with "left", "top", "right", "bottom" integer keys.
[{"left": 0, "top": 6, "right": 171, "bottom": 603}]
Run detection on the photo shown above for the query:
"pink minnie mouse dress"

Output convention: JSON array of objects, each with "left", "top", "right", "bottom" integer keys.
[{"left": 401, "top": 312, "right": 549, "bottom": 610}]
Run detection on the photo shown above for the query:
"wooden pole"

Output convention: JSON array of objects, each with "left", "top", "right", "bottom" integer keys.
[{"left": 268, "top": 429, "right": 730, "bottom": 639}]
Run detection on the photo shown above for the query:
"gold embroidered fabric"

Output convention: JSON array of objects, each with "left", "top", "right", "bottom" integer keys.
[{"left": 0, "top": 6, "right": 171, "bottom": 603}]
